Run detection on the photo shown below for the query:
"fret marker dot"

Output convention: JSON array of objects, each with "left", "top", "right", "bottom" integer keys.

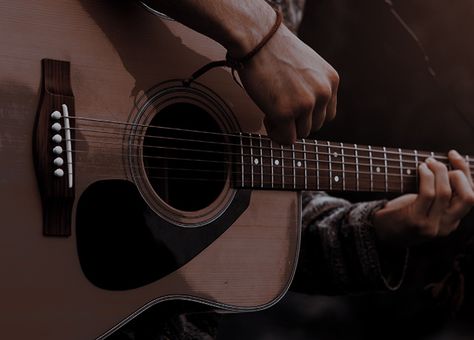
[
  {"left": 254, "top": 158, "right": 259, "bottom": 165},
  {"left": 333, "top": 152, "right": 338, "bottom": 158},
  {"left": 334, "top": 175, "right": 340, "bottom": 183},
  {"left": 407, "top": 169, "right": 411, "bottom": 175},
  {"left": 297, "top": 161, "right": 302, "bottom": 167},
  {"left": 274, "top": 160, "right": 280, "bottom": 166},
  {"left": 376, "top": 166, "right": 381, "bottom": 173}
]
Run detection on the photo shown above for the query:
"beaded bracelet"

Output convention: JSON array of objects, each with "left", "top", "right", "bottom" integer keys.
[{"left": 184, "top": 9, "right": 283, "bottom": 86}]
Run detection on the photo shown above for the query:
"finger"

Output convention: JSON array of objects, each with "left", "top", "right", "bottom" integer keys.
[
  {"left": 325, "top": 68, "right": 339, "bottom": 122},
  {"left": 325, "top": 91, "right": 337, "bottom": 123},
  {"left": 449, "top": 150, "right": 474, "bottom": 187},
  {"left": 413, "top": 162, "right": 436, "bottom": 216},
  {"left": 425, "top": 158, "right": 452, "bottom": 221},
  {"left": 310, "top": 81, "right": 331, "bottom": 132},
  {"left": 445, "top": 170, "right": 474, "bottom": 222},
  {"left": 294, "top": 98, "right": 314, "bottom": 139},
  {"left": 264, "top": 116, "right": 297, "bottom": 145},
  {"left": 310, "top": 99, "right": 328, "bottom": 133}
]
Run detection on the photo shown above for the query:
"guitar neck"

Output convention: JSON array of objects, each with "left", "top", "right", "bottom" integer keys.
[{"left": 233, "top": 134, "right": 473, "bottom": 193}]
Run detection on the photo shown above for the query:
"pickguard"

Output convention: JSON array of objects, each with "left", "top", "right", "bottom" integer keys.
[{"left": 76, "top": 180, "right": 250, "bottom": 290}]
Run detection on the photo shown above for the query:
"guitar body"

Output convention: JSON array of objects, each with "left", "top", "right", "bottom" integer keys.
[{"left": 0, "top": 1, "right": 300, "bottom": 339}]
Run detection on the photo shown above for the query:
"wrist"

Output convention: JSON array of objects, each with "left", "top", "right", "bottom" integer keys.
[{"left": 223, "top": 2, "right": 277, "bottom": 58}]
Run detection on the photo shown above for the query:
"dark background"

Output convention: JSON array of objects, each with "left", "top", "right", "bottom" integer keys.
[{"left": 218, "top": 0, "right": 474, "bottom": 339}]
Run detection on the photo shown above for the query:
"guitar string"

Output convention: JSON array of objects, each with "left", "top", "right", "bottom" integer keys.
[
  {"left": 76, "top": 172, "right": 418, "bottom": 190},
  {"left": 66, "top": 133, "right": 474, "bottom": 175},
  {"left": 80, "top": 175, "right": 416, "bottom": 191},
  {"left": 64, "top": 115, "right": 462, "bottom": 161},
  {"left": 68, "top": 125, "right": 452, "bottom": 165},
  {"left": 69, "top": 137, "right": 436, "bottom": 173},
  {"left": 70, "top": 148, "right": 426, "bottom": 180},
  {"left": 70, "top": 121, "right": 454, "bottom": 161},
  {"left": 72, "top": 161, "right": 419, "bottom": 188},
  {"left": 64, "top": 126, "right": 466, "bottom": 168}
]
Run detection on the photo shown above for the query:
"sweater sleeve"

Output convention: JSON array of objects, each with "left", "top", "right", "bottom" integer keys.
[{"left": 291, "top": 191, "right": 409, "bottom": 295}]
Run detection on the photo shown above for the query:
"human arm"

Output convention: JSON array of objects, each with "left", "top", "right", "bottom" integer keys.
[
  {"left": 292, "top": 151, "right": 474, "bottom": 294},
  {"left": 143, "top": 0, "right": 339, "bottom": 144},
  {"left": 373, "top": 150, "right": 474, "bottom": 248}
]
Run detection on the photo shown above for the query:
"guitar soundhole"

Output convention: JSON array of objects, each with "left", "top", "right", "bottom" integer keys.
[{"left": 143, "top": 103, "right": 228, "bottom": 212}]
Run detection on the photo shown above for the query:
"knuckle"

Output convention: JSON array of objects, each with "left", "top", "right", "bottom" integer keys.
[
  {"left": 329, "top": 68, "right": 340, "bottom": 88},
  {"left": 462, "top": 192, "right": 474, "bottom": 205},
  {"left": 438, "top": 188, "right": 452, "bottom": 201},
  {"left": 298, "top": 95, "right": 315, "bottom": 116},
  {"left": 432, "top": 160, "right": 447, "bottom": 172},
  {"left": 423, "top": 189, "right": 436, "bottom": 200},
  {"left": 275, "top": 95, "right": 315, "bottom": 120},
  {"left": 417, "top": 223, "right": 438, "bottom": 238},
  {"left": 273, "top": 100, "right": 295, "bottom": 121},
  {"left": 317, "top": 85, "right": 332, "bottom": 103},
  {"left": 439, "top": 222, "right": 460, "bottom": 237},
  {"left": 316, "top": 85, "right": 332, "bottom": 106},
  {"left": 423, "top": 167, "right": 435, "bottom": 178},
  {"left": 312, "top": 110, "right": 326, "bottom": 130},
  {"left": 449, "top": 221, "right": 461, "bottom": 233},
  {"left": 451, "top": 170, "right": 464, "bottom": 179}
]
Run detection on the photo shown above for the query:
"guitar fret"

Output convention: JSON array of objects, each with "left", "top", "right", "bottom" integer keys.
[
  {"left": 292, "top": 144, "right": 296, "bottom": 189},
  {"left": 270, "top": 140, "right": 274, "bottom": 189},
  {"left": 231, "top": 136, "right": 474, "bottom": 192},
  {"left": 259, "top": 134, "right": 263, "bottom": 188},
  {"left": 239, "top": 133, "right": 244, "bottom": 186},
  {"left": 340, "top": 142, "right": 345, "bottom": 191},
  {"left": 398, "top": 148, "right": 403, "bottom": 192},
  {"left": 315, "top": 140, "right": 320, "bottom": 190},
  {"left": 383, "top": 146, "right": 388, "bottom": 193},
  {"left": 368, "top": 145, "right": 374, "bottom": 192},
  {"left": 303, "top": 139, "right": 307, "bottom": 190},
  {"left": 249, "top": 133, "right": 254, "bottom": 187},
  {"left": 355, "top": 143, "right": 359, "bottom": 191},
  {"left": 327, "top": 141, "right": 332, "bottom": 190},
  {"left": 281, "top": 145, "right": 285, "bottom": 189},
  {"left": 414, "top": 150, "right": 419, "bottom": 188}
]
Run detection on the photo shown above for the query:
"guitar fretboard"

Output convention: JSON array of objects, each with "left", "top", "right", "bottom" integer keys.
[{"left": 232, "top": 134, "right": 472, "bottom": 193}]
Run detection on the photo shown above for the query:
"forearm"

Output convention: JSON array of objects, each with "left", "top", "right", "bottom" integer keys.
[
  {"left": 292, "top": 192, "right": 408, "bottom": 295},
  {"left": 143, "top": 0, "right": 276, "bottom": 57}
]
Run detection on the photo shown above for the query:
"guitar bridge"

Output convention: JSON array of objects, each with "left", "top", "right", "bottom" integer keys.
[{"left": 33, "top": 59, "right": 75, "bottom": 237}]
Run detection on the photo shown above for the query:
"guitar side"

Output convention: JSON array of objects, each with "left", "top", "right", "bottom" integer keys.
[{"left": 0, "top": 1, "right": 300, "bottom": 339}]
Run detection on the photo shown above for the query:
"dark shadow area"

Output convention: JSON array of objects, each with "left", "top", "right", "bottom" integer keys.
[
  {"left": 76, "top": 0, "right": 474, "bottom": 338},
  {"left": 218, "top": 0, "right": 474, "bottom": 339}
]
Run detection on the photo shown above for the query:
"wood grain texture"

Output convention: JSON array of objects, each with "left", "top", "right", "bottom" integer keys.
[
  {"left": 33, "top": 59, "right": 75, "bottom": 236},
  {"left": 0, "top": 1, "right": 300, "bottom": 339}
]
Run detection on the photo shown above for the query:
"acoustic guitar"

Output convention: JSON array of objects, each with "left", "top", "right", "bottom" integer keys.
[{"left": 0, "top": 1, "right": 472, "bottom": 339}]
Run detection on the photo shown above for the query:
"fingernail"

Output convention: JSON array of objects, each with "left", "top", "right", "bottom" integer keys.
[
  {"left": 449, "top": 150, "right": 462, "bottom": 159},
  {"left": 425, "top": 157, "right": 434, "bottom": 164}
]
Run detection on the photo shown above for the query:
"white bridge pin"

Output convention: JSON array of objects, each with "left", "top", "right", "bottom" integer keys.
[
  {"left": 54, "top": 169, "right": 64, "bottom": 177},
  {"left": 52, "top": 134, "right": 62, "bottom": 143},
  {"left": 53, "top": 157, "right": 64, "bottom": 167},
  {"left": 50, "top": 111, "right": 62, "bottom": 120},
  {"left": 51, "top": 122, "right": 62, "bottom": 132},
  {"left": 53, "top": 146, "right": 63, "bottom": 155}
]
